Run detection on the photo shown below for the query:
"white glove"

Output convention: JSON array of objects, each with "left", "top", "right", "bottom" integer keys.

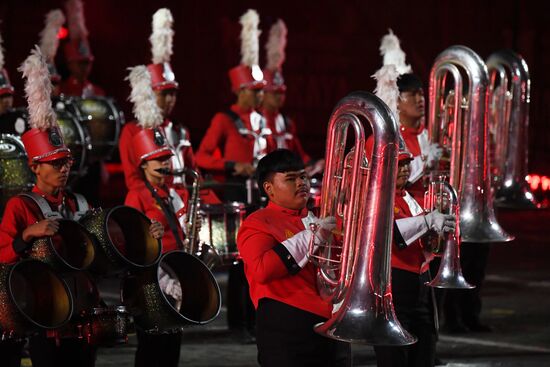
[
  {"left": 158, "top": 266, "right": 183, "bottom": 304},
  {"left": 408, "top": 156, "right": 424, "bottom": 184},
  {"left": 282, "top": 216, "right": 336, "bottom": 268},
  {"left": 425, "top": 210, "right": 456, "bottom": 234},
  {"left": 425, "top": 143, "right": 443, "bottom": 168}
]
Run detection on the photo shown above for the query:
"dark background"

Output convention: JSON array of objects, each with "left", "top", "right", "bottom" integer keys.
[{"left": 1, "top": 0, "right": 549, "bottom": 173}]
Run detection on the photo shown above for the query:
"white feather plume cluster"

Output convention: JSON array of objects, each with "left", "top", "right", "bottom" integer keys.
[
  {"left": 150, "top": 8, "right": 174, "bottom": 64},
  {"left": 379, "top": 29, "right": 411, "bottom": 75},
  {"left": 265, "top": 19, "right": 287, "bottom": 71},
  {"left": 39, "top": 10, "right": 66, "bottom": 62},
  {"left": 18, "top": 46, "right": 57, "bottom": 131},
  {"left": 239, "top": 9, "right": 261, "bottom": 67},
  {"left": 0, "top": 30, "right": 5, "bottom": 71},
  {"left": 65, "top": 0, "right": 88, "bottom": 40},
  {"left": 373, "top": 64, "right": 401, "bottom": 120},
  {"left": 127, "top": 65, "right": 163, "bottom": 129}
]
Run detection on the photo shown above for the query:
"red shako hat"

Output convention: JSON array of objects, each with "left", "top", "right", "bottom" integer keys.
[{"left": 147, "top": 8, "right": 178, "bottom": 91}]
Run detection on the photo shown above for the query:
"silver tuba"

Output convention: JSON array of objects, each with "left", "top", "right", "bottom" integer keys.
[
  {"left": 428, "top": 45, "right": 514, "bottom": 243},
  {"left": 486, "top": 49, "right": 536, "bottom": 208},
  {"left": 308, "top": 91, "right": 417, "bottom": 345}
]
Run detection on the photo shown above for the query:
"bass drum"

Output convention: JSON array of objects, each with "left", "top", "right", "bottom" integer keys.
[
  {"left": 54, "top": 96, "right": 123, "bottom": 162},
  {"left": 0, "top": 134, "right": 34, "bottom": 217},
  {"left": 0, "top": 108, "right": 29, "bottom": 135},
  {"left": 55, "top": 108, "right": 90, "bottom": 177}
]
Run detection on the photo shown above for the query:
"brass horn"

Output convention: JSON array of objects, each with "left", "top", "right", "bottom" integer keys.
[
  {"left": 79, "top": 205, "right": 161, "bottom": 276},
  {"left": 308, "top": 91, "right": 417, "bottom": 345},
  {"left": 0, "top": 260, "right": 73, "bottom": 338},
  {"left": 428, "top": 45, "right": 514, "bottom": 243},
  {"left": 424, "top": 179, "right": 475, "bottom": 289},
  {"left": 486, "top": 49, "right": 536, "bottom": 208},
  {"left": 121, "top": 250, "right": 221, "bottom": 333}
]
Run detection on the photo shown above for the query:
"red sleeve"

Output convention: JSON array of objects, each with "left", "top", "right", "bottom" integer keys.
[
  {"left": 287, "top": 118, "right": 311, "bottom": 164},
  {"left": 119, "top": 122, "right": 144, "bottom": 190},
  {"left": 237, "top": 219, "right": 293, "bottom": 284},
  {"left": 196, "top": 113, "right": 230, "bottom": 172},
  {"left": 0, "top": 197, "right": 35, "bottom": 263},
  {"left": 124, "top": 190, "right": 165, "bottom": 225}
]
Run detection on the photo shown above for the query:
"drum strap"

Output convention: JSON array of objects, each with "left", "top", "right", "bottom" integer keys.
[
  {"left": 144, "top": 181, "right": 185, "bottom": 250},
  {"left": 19, "top": 192, "right": 89, "bottom": 221},
  {"left": 73, "top": 193, "right": 90, "bottom": 221}
]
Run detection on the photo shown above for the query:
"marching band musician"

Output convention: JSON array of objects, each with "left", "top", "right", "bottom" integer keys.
[
  {"left": 196, "top": 9, "right": 270, "bottom": 342},
  {"left": 123, "top": 65, "right": 186, "bottom": 367},
  {"left": 196, "top": 9, "right": 274, "bottom": 202},
  {"left": 237, "top": 149, "right": 351, "bottom": 366},
  {"left": 260, "top": 19, "right": 325, "bottom": 176},
  {"left": 59, "top": 0, "right": 105, "bottom": 98},
  {"left": 0, "top": 47, "right": 164, "bottom": 367}
]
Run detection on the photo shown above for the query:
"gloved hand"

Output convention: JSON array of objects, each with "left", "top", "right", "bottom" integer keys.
[
  {"left": 425, "top": 143, "right": 443, "bottom": 168},
  {"left": 158, "top": 266, "right": 183, "bottom": 307},
  {"left": 425, "top": 210, "right": 456, "bottom": 234},
  {"left": 282, "top": 216, "right": 336, "bottom": 268}
]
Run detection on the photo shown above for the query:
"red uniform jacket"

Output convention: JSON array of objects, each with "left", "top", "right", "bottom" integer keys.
[
  {"left": 0, "top": 186, "right": 80, "bottom": 263},
  {"left": 125, "top": 183, "right": 188, "bottom": 254},
  {"left": 260, "top": 108, "right": 311, "bottom": 164},
  {"left": 393, "top": 190, "right": 430, "bottom": 274},
  {"left": 237, "top": 201, "right": 332, "bottom": 319},
  {"left": 59, "top": 76, "right": 105, "bottom": 97},
  {"left": 119, "top": 119, "right": 197, "bottom": 190},
  {"left": 196, "top": 104, "right": 273, "bottom": 176}
]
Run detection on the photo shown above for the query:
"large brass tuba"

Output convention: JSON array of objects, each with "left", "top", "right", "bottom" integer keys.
[
  {"left": 486, "top": 49, "right": 536, "bottom": 208},
  {"left": 308, "top": 91, "right": 417, "bottom": 345},
  {"left": 428, "top": 45, "right": 514, "bottom": 243}
]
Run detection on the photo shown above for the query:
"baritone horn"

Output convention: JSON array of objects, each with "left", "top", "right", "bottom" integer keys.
[
  {"left": 428, "top": 45, "right": 514, "bottom": 243},
  {"left": 308, "top": 91, "right": 417, "bottom": 345},
  {"left": 424, "top": 179, "right": 474, "bottom": 289}
]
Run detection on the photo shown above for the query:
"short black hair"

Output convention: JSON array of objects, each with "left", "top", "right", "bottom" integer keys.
[
  {"left": 397, "top": 73, "right": 423, "bottom": 93},
  {"left": 256, "top": 149, "right": 305, "bottom": 196}
]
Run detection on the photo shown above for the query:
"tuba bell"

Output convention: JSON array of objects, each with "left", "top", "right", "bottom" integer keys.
[
  {"left": 308, "top": 91, "right": 417, "bottom": 345},
  {"left": 428, "top": 45, "right": 514, "bottom": 243},
  {"left": 486, "top": 49, "right": 536, "bottom": 208}
]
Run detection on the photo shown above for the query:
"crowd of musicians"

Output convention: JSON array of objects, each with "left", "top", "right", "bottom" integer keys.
[{"left": 0, "top": 1, "right": 525, "bottom": 367}]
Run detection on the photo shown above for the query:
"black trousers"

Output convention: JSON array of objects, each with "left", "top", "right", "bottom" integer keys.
[
  {"left": 256, "top": 298, "right": 351, "bottom": 367},
  {"left": 374, "top": 269, "right": 437, "bottom": 367},
  {"left": 0, "top": 339, "right": 25, "bottom": 367},
  {"left": 227, "top": 261, "right": 256, "bottom": 332},
  {"left": 29, "top": 334, "right": 96, "bottom": 367},
  {"left": 443, "top": 242, "right": 490, "bottom": 328},
  {"left": 135, "top": 328, "right": 182, "bottom": 367}
]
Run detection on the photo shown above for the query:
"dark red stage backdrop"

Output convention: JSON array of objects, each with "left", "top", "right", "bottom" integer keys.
[{"left": 1, "top": 0, "right": 549, "bottom": 172}]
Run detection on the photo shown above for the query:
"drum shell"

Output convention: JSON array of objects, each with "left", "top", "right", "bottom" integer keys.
[
  {"left": 121, "top": 250, "right": 221, "bottom": 333},
  {"left": 79, "top": 205, "right": 161, "bottom": 276},
  {"left": 0, "top": 260, "right": 73, "bottom": 337},
  {"left": 0, "top": 134, "right": 34, "bottom": 216},
  {"left": 55, "top": 108, "right": 89, "bottom": 177},
  {"left": 85, "top": 305, "right": 131, "bottom": 346},
  {"left": 29, "top": 219, "right": 96, "bottom": 272}
]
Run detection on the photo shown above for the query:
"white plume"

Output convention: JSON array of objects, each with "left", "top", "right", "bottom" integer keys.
[
  {"left": 239, "top": 9, "right": 261, "bottom": 66},
  {"left": 265, "top": 19, "right": 287, "bottom": 71},
  {"left": 39, "top": 10, "right": 66, "bottom": 62},
  {"left": 372, "top": 64, "right": 401, "bottom": 120},
  {"left": 379, "top": 29, "right": 411, "bottom": 75},
  {"left": 18, "top": 46, "right": 57, "bottom": 131},
  {"left": 150, "top": 8, "right": 174, "bottom": 64},
  {"left": 65, "top": 0, "right": 88, "bottom": 40},
  {"left": 127, "top": 65, "right": 163, "bottom": 129},
  {"left": 0, "top": 29, "right": 5, "bottom": 71}
]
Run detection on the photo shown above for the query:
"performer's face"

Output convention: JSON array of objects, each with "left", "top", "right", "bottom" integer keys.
[
  {"left": 141, "top": 155, "right": 172, "bottom": 183},
  {"left": 155, "top": 89, "right": 177, "bottom": 118},
  {"left": 238, "top": 88, "right": 264, "bottom": 109},
  {"left": 262, "top": 91, "right": 286, "bottom": 111},
  {"left": 396, "top": 160, "right": 411, "bottom": 190},
  {"left": 0, "top": 94, "right": 13, "bottom": 115},
  {"left": 398, "top": 88, "right": 425, "bottom": 125},
  {"left": 68, "top": 60, "right": 92, "bottom": 81},
  {"left": 32, "top": 157, "right": 73, "bottom": 193},
  {"left": 263, "top": 169, "right": 310, "bottom": 210}
]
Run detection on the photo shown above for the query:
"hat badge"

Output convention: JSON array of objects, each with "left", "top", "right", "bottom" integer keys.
[
  {"left": 49, "top": 128, "right": 63, "bottom": 147},
  {"left": 153, "top": 129, "right": 165, "bottom": 146}
]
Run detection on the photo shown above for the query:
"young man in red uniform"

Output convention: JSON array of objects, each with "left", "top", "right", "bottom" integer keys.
[
  {"left": 119, "top": 8, "right": 203, "bottom": 194},
  {"left": 237, "top": 149, "right": 351, "bottom": 366},
  {"left": 196, "top": 9, "right": 272, "bottom": 202},
  {"left": 373, "top": 151, "right": 455, "bottom": 367},
  {"left": 261, "top": 19, "right": 324, "bottom": 176},
  {"left": 59, "top": 0, "right": 104, "bottom": 97}
]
